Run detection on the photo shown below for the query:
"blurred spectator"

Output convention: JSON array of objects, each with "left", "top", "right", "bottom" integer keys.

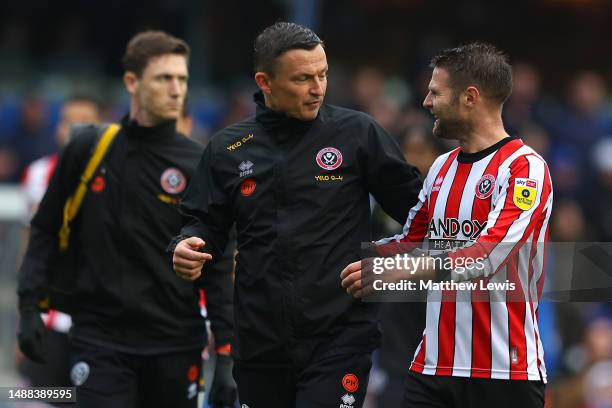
[
  {"left": 399, "top": 125, "right": 441, "bottom": 175},
  {"left": 350, "top": 66, "right": 407, "bottom": 135},
  {"left": 0, "top": 147, "right": 19, "bottom": 181},
  {"left": 545, "top": 71, "right": 612, "bottom": 200},
  {"left": 551, "top": 199, "right": 591, "bottom": 242},
  {"left": 216, "top": 90, "right": 256, "bottom": 131},
  {"left": 21, "top": 95, "right": 100, "bottom": 217},
  {"left": 587, "top": 138, "right": 612, "bottom": 240},
  {"left": 549, "top": 145, "right": 583, "bottom": 201},
  {"left": 583, "top": 360, "right": 612, "bottom": 408},
  {"left": 519, "top": 122, "right": 551, "bottom": 159},
  {"left": 557, "top": 71, "right": 612, "bottom": 149},
  {"left": 8, "top": 94, "right": 56, "bottom": 181},
  {"left": 552, "top": 316, "right": 612, "bottom": 408},
  {"left": 503, "top": 62, "right": 550, "bottom": 135},
  {"left": 351, "top": 67, "right": 386, "bottom": 113}
]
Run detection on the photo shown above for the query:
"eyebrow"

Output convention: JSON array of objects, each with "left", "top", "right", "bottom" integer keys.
[{"left": 292, "top": 67, "right": 328, "bottom": 77}]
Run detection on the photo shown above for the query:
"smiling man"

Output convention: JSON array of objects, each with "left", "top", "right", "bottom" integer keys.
[
  {"left": 17, "top": 31, "right": 235, "bottom": 407},
  {"left": 341, "top": 43, "right": 553, "bottom": 408},
  {"left": 170, "top": 22, "right": 422, "bottom": 408}
]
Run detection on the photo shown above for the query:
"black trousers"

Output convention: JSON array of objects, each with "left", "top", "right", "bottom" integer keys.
[
  {"left": 234, "top": 352, "right": 372, "bottom": 408},
  {"left": 404, "top": 371, "right": 545, "bottom": 408},
  {"left": 69, "top": 339, "right": 202, "bottom": 408}
]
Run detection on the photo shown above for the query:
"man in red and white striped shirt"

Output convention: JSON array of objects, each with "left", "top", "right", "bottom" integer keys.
[{"left": 342, "top": 43, "right": 552, "bottom": 407}]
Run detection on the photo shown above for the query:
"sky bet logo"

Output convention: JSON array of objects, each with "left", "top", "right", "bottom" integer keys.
[{"left": 428, "top": 218, "right": 486, "bottom": 240}]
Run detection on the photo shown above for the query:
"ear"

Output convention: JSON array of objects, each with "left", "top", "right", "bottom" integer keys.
[
  {"left": 464, "top": 86, "right": 480, "bottom": 107},
  {"left": 123, "top": 72, "right": 139, "bottom": 96},
  {"left": 254, "top": 72, "right": 272, "bottom": 95}
]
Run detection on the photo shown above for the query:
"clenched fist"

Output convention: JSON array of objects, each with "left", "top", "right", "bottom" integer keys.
[{"left": 172, "top": 237, "right": 213, "bottom": 281}]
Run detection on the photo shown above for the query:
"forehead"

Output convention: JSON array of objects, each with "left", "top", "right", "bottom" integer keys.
[
  {"left": 142, "top": 53, "right": 188, "bottom": 76},
  {"left": 429, "top": 67, "right": 451, "bottom": 89},
  {"left": 276, "top": 44, "right": 327, "bottom": 75},
  {"left": 62, "top": 101, "right": 98, "bottom": 116}
]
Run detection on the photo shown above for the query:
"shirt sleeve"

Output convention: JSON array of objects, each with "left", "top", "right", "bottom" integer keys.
[
  {"left": 365, "top": 119, "right": 423, "bottom": 225},
  {"left": 176, "top": 141, "right": 234, "bottom": 264},
  {"left": 445, "top": 154, "right": 553, "bottom": 282}
]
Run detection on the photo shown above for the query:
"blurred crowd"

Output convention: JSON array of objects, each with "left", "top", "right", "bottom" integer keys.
[{"left": 2, "top": 60, "right": 612, "bottom": 407}]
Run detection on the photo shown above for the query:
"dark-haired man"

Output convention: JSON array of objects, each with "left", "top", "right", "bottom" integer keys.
[
  {"left": 171, "top": 22, "right": 422, "bottom": 408},
  {"left": 341, "top": 43, "right": 552, "bottom": 408},
  {"left": 17, "top": 31, "right": 235, "bottom": 408}
]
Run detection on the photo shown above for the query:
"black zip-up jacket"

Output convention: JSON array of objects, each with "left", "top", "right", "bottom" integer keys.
[
  {"left": 18, "top": 116, "right": 233, "bottom": 354},
  {"left": 177, "top": 93, "right": 422, "bottom": 365}
]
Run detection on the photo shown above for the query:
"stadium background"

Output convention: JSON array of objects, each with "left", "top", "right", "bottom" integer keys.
[{"left": 1, "top": 0, "right": 612, "bottom": 406}]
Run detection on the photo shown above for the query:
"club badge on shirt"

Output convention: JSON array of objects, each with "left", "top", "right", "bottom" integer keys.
[
  {"left": 475, "top": 174, "right": 495, "bottom": 199},
  {"left": 160, "top": 168, "right": 186, "bottom": 194},
  {"left": 513, "top": 178, "right": 537, "bottom": 210},
  {"left": 316, "top": 147, "right": 343, "bottom": 170}
]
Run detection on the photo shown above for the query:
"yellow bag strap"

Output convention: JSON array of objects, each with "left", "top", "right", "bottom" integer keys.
[{"left": 58, "top": 123, "right": 120, "bottom": 252}]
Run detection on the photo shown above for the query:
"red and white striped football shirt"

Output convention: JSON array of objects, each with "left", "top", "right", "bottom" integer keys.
[{"left": 379, "top": 137, "right": 553, "bottom": 382}]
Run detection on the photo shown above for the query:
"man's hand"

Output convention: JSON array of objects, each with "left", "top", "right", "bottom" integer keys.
[
  {"left": 341, "top": 255, "right": 436, "bottom": 298},
  {"left": 340, "top": 260, "right": 380, "bottom": 298},
  {"left": 340, "top": 261, "right": 366, "bottom": 298},
  {"left": 208, "top": 354, "right": 238, "bottom": 408},
  {"left": 17, "top": 309, "right": 46, "bottom": 363},
  {"left": 173, "top": 237, "right": 213, "bottom": 281}
]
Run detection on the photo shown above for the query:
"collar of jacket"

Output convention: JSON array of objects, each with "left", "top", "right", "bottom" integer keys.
[
  {"left": 253, "top": 91, "right": 317, "bottom": 142},
  {"left": 121, "top": 114, "right": 177, "bottom": 141}
]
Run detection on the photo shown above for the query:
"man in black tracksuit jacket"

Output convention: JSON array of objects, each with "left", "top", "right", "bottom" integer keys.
[
  {"left": 17, "top": 31, "right": 235, "bottom": 408},
  {"left": 171, "top": 23, "right": 422, "bottom": 407}
]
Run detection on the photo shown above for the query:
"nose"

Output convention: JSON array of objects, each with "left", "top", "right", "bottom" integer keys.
[
  {"left": 423, "top": 92, "right": 432, "bottom": 109},
  {"left": 169, "top": 78, "right": 183, "bottom": 97},
  {"left": 311, "top": 77, "right": 325, "bottom": 97}
]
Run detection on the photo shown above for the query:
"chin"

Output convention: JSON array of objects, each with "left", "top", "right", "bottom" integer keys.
[
  {"left": 161, "top": 112, "right": 180, "bottom": 121},
  {"left": 301, "top": 110, "right": 319, "bottom": 121}
]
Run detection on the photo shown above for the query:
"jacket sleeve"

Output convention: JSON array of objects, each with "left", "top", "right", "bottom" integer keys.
[
  {"left": 17, "top": 128, "right": 97, "bottom": 310},
  {"left": 176, "top": 141, "right": 235, "bottom": 346},
  {"left": 195, "top": 229, "right": 236, "bottom": 346},
  {"left": 376, "top": 173, "right": 430, "bottom": 246},
  {"left": 365, "top": 120, "right": 423, "bottom": 225},
  {"left": 176, "top": 142, "right": 234, "bottom": 263}
]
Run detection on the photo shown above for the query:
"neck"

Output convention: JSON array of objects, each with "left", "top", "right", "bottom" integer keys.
[
  {"left": 262, "top": 93, "right": 281, "bottom": 114},
  {"left": 458, "top": 111, "right": 509, "bottom": 153},
  {"left": 129, "top": 100, "right": 161, "bottom": 127}
]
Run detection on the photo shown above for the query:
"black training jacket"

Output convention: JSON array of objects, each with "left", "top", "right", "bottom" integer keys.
[
  {"left": 18, "top": 116, "right": 233, "bottom": 354},
  {"left": 176, "top": 92, "right": 422, "bottom": 365}
]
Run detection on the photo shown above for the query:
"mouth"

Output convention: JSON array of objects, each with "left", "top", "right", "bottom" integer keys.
[{"left": 305, "top": 100, "right": 321, "bottom": 108}]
